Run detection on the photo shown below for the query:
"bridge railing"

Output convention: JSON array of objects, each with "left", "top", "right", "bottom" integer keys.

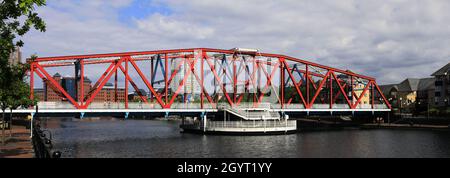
[
  {"left": 278, "top": 104, "right": 388, "bottom": 110},
  {"left": 23, "top": 102, "right": 387, "bottom": 111},
  {"left": 205, "top": 120, "right": 297, "bottom": 129},
  {"left": 26, "top": 102, "right": 217, "bottom": 110},
  {"left": 218, "top": 103, "right": 272, "bottom": 110},
  {"left": 35, "top": 102, "right": 77, "bottom": 109}
]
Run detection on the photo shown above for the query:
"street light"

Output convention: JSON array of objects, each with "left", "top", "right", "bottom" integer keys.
[{"left": 399, "top": 97, "right": 403, "bottom": 119}]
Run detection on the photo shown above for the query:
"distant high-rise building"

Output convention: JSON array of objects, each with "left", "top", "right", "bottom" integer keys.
[
  {"left": 62, "top": 77, "right": 77, "bottom": 100},
  {"left": 170, "top": 59, "right": 200, "bottom": 101},
  {"left": 8, "top": 46, "right": 22, "bottom": 66}
]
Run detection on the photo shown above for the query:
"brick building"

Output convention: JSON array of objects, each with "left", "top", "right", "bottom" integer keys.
[
  {"left": 39, "top": 74, "right": 127, "bottom": 103},
  {"left": 93, "top": 83, "right": 126, "bottom": 103}
]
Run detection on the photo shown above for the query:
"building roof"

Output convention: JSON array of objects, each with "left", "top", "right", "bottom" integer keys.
[
  {"left": 417, "top": 78, "right": 435, "bottom": 91},
  {"left": 105, "top": 82, "right": 113, "bottom": 87},
  {"left": 397, "top": 78, "right": 420, "bottom": 92},
  {"left": 431, "top": 62, "right": 450, "bottom": 76},
  {"left": 379, "top": 84, "right": 398, "bottom": 95},
  {"left": 385, "top": 78, "right": 435, "bottom": 93},
  {"left": 83, "top": 77, "right": 91, "bottom": 83},
  {"left": 53, "top": 73, "right": 61, "bottom": 78},
  {"left": 102, "top": 82, "right": 125, "bottom": 90},
  {"left": 134, "top": 89, "right": 147, "bottom": 96}
]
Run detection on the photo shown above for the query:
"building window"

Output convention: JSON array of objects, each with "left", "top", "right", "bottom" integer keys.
[{"left": 435, "top": 92, "right": 441, "bottom": 97}]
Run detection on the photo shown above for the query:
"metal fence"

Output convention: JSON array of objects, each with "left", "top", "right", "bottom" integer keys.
[
  {"left": 17, "top": 102, "right": 388, "bottom": 110},
  {"left": 31, "top": 121, "right": 61, "bottom": 158},
  {"left": 204, "top": 120, "right": 297, "bottom": 129}
]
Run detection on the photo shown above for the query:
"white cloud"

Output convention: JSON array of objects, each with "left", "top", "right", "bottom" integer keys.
[
  {"left": 135, "top": 13, "right": 214, "bottom": 40},
  {"left": 22, "top": 0, "right": 450, "bottom": 86}
]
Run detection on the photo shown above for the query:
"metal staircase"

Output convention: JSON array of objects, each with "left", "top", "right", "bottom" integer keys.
[{"left": 219, "top": 103, "right": 281, "bottom": 120}]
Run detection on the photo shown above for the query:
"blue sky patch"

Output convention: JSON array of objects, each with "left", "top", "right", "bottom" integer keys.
[{"left": 118, "top": 0, "right": 172, "bottom": 25}]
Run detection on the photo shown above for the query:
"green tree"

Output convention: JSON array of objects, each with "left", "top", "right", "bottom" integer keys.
[
  {"left": 6, "top": 64, "right": 37, "bottom": 136},
  {"left": 1, "top": 0, "right": 46, "bottom": 145}
]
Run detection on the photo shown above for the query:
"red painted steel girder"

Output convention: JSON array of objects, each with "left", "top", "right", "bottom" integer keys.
[
  {"left": 31, "top": 48, "right": 375, "bottom": 80},
  {"left": 29, "top": 48, "right": 391, "bottom": 110}
]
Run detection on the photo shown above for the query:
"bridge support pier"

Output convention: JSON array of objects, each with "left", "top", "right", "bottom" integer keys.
[{"left": 80, "top": 112, "right": 85, "bottom": 119}]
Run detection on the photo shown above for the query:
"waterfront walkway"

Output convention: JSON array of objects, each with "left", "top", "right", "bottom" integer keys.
[{"left": 0, "top": 125, "right": 33, "bottom": 158}]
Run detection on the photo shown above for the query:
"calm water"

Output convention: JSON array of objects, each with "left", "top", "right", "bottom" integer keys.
[{"left": 41, "top": 118, "right": 450, "bottom": 158}]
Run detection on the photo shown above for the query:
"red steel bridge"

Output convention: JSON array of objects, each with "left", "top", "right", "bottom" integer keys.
[{"left": 16, "top": 48, "right": 391, "bottom": 118}]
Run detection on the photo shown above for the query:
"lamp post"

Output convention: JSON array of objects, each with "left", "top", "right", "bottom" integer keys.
[
  {"left": 427, "top": 98, "right": 430, "bottom": 120},
  {"left": 445, "top": 99, "right": 449, "bottom": 116},
  {"left": 399, "top": 97, "right": 403, "bottom": 119}
]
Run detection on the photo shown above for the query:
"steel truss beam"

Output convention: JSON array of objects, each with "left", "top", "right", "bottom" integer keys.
[{"left": 28, "top": 48, "right": 391, "bottom": 110}]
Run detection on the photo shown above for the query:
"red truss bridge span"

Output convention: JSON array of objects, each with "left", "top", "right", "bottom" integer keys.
[{"left": 17, "top": 48, "right": 391, "bottom": 118}]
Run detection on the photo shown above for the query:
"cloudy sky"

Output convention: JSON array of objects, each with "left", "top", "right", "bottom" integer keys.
[{"left": 22, "top": 0, "right": 450, "bottom": 85}]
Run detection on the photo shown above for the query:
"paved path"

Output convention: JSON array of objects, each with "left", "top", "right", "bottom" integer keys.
[{"left": 0, "top": 125, "right": 34, "bottom": 158}]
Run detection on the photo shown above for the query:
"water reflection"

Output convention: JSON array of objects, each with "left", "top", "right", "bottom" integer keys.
[{"left": 41, "top": 118, "right": 450, "bottom": 158}]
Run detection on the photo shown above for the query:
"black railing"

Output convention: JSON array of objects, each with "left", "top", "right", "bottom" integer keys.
[{"left": 31, "top": 121, "right": 61, "bottom": 158}]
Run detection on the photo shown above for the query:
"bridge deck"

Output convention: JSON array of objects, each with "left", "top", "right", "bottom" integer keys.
[
  {"left": 11, "top": 103, "right": 390, "bottom": 117},
  {"left": 12, "top": 108, "right": 390, "bottom": 114}
]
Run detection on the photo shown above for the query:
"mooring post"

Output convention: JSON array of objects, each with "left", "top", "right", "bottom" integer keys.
[
  {"left": 202, "top": 112, "right": 207, "bottom": 133},
  {"left": 263, "top": 115, "right": 266, "bottom": 133},
  {"left": 285, "top": 114, "right": 289, "bottom": 133}
]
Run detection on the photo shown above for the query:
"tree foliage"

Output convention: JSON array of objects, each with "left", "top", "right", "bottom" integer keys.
[{"left": 1, "top": 0, "right": 46, "bottom": 111}]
